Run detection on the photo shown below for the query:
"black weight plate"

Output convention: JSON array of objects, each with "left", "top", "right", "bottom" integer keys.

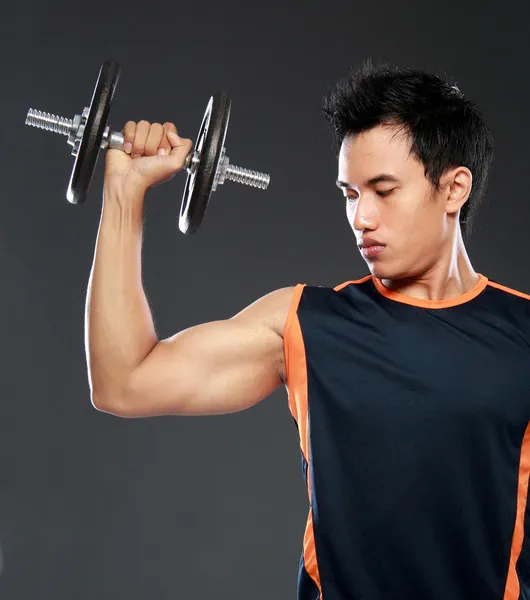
[
  {"left": 67, "top": 61, "right": 121, "bottom": 204},
  {"left": 179, "top": 91, "right": 231, "bottom": 234}
]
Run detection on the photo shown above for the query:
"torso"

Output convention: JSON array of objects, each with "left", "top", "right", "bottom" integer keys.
[{"left": 283, "top": 274, "right": 530, "bottom": 600}]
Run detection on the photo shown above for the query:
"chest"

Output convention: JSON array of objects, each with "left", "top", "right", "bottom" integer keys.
[{"left": 301, "top": 307, "right": 530, "bottom": 433}]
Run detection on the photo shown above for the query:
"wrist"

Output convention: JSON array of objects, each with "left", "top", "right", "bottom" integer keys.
[{"left": 103, "top": 177, "right": 146, "bottom": 213}]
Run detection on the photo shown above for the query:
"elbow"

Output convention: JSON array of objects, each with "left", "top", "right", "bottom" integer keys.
[
  {"left": 90, "top": 383, "right": 148, "bottom": 418},
  {"left": 90, "top": 383, "right": 131, "bottom": 417},
  {"left": 91, "top": 389, "right": 122, "bottom": 416}
]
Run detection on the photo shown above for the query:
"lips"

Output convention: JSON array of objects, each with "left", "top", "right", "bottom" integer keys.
[
  {"left": 360, "top": 244, "right": 385, "bottom": 259},
  {"left": 358, "top": 238, "right": 386, "bottom": 259},
  {"left": 358, "top": 238, "right": 385, "bottom": 249}
]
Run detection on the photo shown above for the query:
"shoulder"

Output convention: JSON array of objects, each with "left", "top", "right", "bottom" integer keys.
[
  {"left": 485, "top": 278, "right": 530, "bottom": 303},
  {"left": 479, "top": 277, "right": 530, "bottom": 327},
  {"left": 232, "top": 286, "right": 299, "bottom": 338},
  {"left": 482, "top": 278, "right": 530, "bottom": 316},
  {"left": 235, "top": 276, "right": 374, "bottom": 339}
]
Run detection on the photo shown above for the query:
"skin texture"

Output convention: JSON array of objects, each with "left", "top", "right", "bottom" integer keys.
[
  {"left": 88, "top": 120, "right": 481, "bottom": 417},
  {"left": 338, "top": 124, "right": 479, "bottom": 301},
  {"left": 88, "top": 121, "right": 291, "bottom": 417}
]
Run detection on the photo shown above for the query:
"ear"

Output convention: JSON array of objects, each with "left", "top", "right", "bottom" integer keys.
[{"left": 441, "top": 166, "right": 473, "bottom": 215}]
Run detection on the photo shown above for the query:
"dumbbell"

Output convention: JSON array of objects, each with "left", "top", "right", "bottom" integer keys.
[{"left": 25, "top": 60, "right": 270, "bottom": 234}]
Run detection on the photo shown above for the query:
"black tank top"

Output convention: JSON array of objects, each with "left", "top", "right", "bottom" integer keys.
[{"left": 283, "top": 274, "right": 530, "bottom": 600}]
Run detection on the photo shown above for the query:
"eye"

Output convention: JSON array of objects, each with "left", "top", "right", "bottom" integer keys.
[{"left": 376, "top": 189, "right": 395, "bottom": 197}]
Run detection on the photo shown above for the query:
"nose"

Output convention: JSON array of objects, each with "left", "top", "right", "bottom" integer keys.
[{"left": 351, "top": 196, "right": 378, "bottom": 232}]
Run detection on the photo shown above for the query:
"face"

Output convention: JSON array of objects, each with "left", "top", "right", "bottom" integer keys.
[{"left": 337, "top": 124, "right": 467, "bottom": 281}]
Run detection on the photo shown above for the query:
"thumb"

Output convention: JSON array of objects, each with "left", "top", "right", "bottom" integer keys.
[
  {"left": 166, "top": 130, "right": 194, "bottom": 160},
  {"left": 132, "top": 133, "right": 194, "bottom": 189}
]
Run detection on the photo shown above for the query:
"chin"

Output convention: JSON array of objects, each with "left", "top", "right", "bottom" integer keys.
[
  {"left": 367, "top": 260, "right": 416, "bottom": 283},
  {"left": 366, "top": 260, "right": 395, "bottom": 281}
]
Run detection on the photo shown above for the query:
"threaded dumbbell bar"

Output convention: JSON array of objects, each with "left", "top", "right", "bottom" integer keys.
[
  {"left": 24, "top": 61, "right": 271, "bottom": 234},
  {"left": 25, "top": 109, "right": 270, "bottom": 192}
]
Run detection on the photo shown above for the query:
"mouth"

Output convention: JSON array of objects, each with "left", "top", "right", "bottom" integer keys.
[{"left": 359, "top": 244, "right": 385, "bottom": 259}]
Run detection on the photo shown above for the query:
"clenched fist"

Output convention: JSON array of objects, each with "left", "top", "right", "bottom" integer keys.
[{"left": 104, "top": 120, "right": 193, "bottom": 194}]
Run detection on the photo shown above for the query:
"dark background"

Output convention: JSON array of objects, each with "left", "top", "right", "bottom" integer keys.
[{"left": 0, "top": 0, "right": 528, "bottom": 598}]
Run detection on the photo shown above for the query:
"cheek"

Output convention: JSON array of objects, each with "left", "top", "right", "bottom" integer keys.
[
  {"left": 395, "top": 192, "right": 436, "bottom": 225},
  {"left": 401, "top": 200, "right": 445, "bottom": 251},
  {"left": 345, "top": 201, "right": 356, "bottom": 225}
]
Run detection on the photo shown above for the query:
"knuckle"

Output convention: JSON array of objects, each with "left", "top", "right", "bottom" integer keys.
[
  {"left": 132, "top": 138, "right": 146, "bottom": 154},
  {"left": 144, "top": 143, "right": 157, "bottom": 156},
  {"left": 145, "top": 124, "right": 164, "bottom": 155},
  {"left": 149, "top": 125, "right": 163, "bottom": 139},
  {"left": 123, "top": 121, "right": 136, "bottom": 141},
  {"left": 132, "top": 122, "right": 150, "bottom": 153}
]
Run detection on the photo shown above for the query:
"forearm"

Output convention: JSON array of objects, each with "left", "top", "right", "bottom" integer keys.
[{"left": 85, "top": 183, "right": 157, "bottom": 401}]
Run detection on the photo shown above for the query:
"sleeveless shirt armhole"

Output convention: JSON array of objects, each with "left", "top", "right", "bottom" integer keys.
[{"left": 283, "top": 284, "right": 306, "bottom": 384}]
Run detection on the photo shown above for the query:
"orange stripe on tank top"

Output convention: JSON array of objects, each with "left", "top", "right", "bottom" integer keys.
[
  {"left": 283, "top": 283, "right": 323, "bottom": 597},
  {"left": 487, "top": 275, "right": 530, "bottom": 600},
  {"left": 503, "top": 422, "right": 530, "bottom": 599}
]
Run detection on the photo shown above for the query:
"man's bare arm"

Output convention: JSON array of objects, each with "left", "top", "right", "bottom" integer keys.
[
  {"left": 95, "top": 286, "right": 294, "bottom": 418},
  {"left": 86, "top": 119, "right": 294, "bottom": 418}
]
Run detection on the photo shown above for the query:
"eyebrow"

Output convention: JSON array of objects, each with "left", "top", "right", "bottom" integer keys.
[{"left": 335, "top": 174, "right": 400, "bottom": 189}]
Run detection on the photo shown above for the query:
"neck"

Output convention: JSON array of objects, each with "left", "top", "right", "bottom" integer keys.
[{"left": 380, "top": 228, "right": 479, "bottom": 302}]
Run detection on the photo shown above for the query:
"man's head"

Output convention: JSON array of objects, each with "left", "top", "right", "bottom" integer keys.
[{"left": 321, "top": 59, "right": 494, "bottom": 280}]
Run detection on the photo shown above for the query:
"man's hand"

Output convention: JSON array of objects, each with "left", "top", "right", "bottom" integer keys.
[{"left": 104, "top": 121, "right": 194, "bottom": 195}]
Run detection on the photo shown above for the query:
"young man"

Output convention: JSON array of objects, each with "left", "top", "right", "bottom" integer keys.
[{"left": 86, "top": 60, "right": 530, "bottom": 600}]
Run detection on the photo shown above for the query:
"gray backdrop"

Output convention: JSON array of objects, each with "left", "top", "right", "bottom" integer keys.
[{"left": 1, "top": 0, "right": 528, "bottom": 598}]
